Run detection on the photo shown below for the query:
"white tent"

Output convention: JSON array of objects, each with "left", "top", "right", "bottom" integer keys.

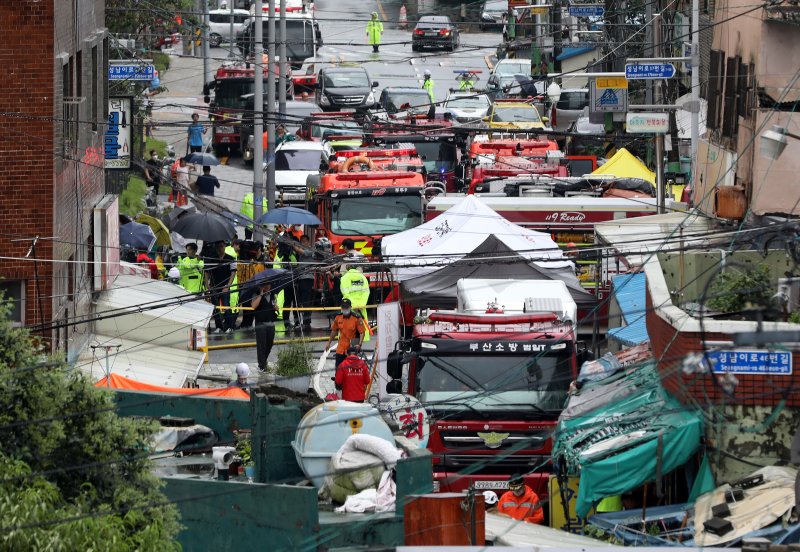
[{"left": 381, "top": 195, "right": 571, "bottom": 281}]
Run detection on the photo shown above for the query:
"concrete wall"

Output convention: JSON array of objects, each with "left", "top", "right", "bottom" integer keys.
[{"left": 749, "top": 111, "right": 800, "bottom": 216}]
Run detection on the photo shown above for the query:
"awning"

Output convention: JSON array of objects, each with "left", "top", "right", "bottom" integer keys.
[
  {"left": 592, "top": 148, "right": 656, "bottom": 184},
  {"left": 76, "top": 334, "right": 205, "bottom": 387},
  {"left": 607, "top": 273, "right": 649, "bottom": 346},
  {"left": 485, "top": 512, "right": 614, "bottom": 547},
  {"left": 95, "top": 373, "right": 248, "bottom": 400}
]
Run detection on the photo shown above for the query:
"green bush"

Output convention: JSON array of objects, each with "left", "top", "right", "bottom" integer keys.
[
  {"left": 119, "top": 175, "right": 148, "bottom": 217},
  {"left": 276, "top": 341, "right": 314, "bottom": 377},
  {"left": 152, "top": 51, "right": 171, "bottom": 75},
  {"left": 707, "top": 263, "right": 772, "bottom": 314}
]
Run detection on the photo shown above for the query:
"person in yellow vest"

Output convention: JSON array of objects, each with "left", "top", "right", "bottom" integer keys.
[
  {"left": 366, "top": 12, "right": 383, "bottom": 53},
  {"left": 225, "top": 240, "right": 241, "bottom": 326},
  {"left": 176, "top": 242, "right": 205, "bottom": 293},
  {"left": 596, "top": 495, "right": 623, "bottom": 513},
  {"left": 273, "top": 240, "right": 298, "bottom": 327},
  {"left": 340, "top": 263, "right": 370, "bottom": 342},
  {"left": 422, "top": 70, "right": 436, "bottom": 119},
  {"left": 240, "top": 192, "right": 268, "bottom": 240}
]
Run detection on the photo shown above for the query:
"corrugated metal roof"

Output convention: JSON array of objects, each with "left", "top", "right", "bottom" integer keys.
[
  {"left": 77, "top": 334, "right": 205, "bottom": 387},
  {"left": 608, "top": 273, "right": 649, "bottom": 346},
  {"left": 556, "top": 46, "right": 598, "bottom": 61}
]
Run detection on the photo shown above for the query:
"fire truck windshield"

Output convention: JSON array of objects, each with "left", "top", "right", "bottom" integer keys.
[
  {"left": 330, "top": 195, "right": 421, "bottom": 236},
  {"left": 417, "top": 353, "right": 571, "bottom": 413}
]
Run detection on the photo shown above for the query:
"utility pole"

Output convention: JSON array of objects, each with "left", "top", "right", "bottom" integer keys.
[
  {"left": 253, "top": 0, "right": 264, "bottom": 241},
  {"left": 266, "top": 0, "right": 277, "bottom": 210},
  {"left": 653, "top": 10, "right": 665, "bottom": 214},
  {"left": 203, "top": 0, "right": 211, "bottom": 85},
  {"left": 690, "top": 0, "right": 700, "bottom": 162},
  {"left": 278, "top": 0, "right": 287, "bottom": 115},
  {"left": 228, "top": 0, "right": 236, "bottom": 58}
]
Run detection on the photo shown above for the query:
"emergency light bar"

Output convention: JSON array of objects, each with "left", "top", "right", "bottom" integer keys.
[
  {"left": 428, "top": 312, "right": 559, "bottom": 324},
  {"left": 453, "top": 69, "right": 482, "bottom": 74},
  {"left": 336, "top": 148, "right": 417, "bottom": 158}
]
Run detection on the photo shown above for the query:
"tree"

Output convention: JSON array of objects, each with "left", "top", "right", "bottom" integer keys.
[
  {"left": 0, "top": 304, "right": 181, "bottom": 549},
  {"left": 106, "top": 0, "right": 199, "bottom": 49}
]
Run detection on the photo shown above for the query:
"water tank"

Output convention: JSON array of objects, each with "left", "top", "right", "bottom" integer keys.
[{"left": 292, "top": 401, "right": 395, "bottom": 489}]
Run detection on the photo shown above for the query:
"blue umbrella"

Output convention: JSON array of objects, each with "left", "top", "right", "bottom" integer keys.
[
  {"left": 257, "top": 206, "right": 322, "bottom": 226},
  {"left": 183, "top": 152, "right": 220, "bottom": 166},
  {"left": 119, "top": 221, "right": 157, "bottom": 250}
]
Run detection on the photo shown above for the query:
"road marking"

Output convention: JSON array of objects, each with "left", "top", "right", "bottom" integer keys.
[{"left": 375, "top": 0, "right": 388, "bottom": 25}]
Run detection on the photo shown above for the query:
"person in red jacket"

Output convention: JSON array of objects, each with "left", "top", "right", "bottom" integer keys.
[
  {"left": 136, "top": 251, "right": 160, "bottom": 280},
  {"left": 497, "top": 474, "right": 544, "bottom": 524},
  {"left": 334, "top": 346, "right": 371, "bottom": 402}
]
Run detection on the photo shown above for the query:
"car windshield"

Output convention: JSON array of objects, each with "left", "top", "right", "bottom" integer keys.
[
  {"left": 311, "top": 120, "right": 362, "bottom": 138},
  {"left": 330, "top": 195, "right": 421, "bottom": 235},
  {"left": 446, "top": 95, "right": 490, "bottom": 109},
  {"left": 557, "top": 91, "right": 589, "bottom": 110},
  {"left": 324, "top": 71, "right": 370, "bottom": 88},
  {"left": 385, "top": 92, "right": 431, "bottom": 113},
  {"left": 496, "top": 62, "right": 530, "bottom": 76},
  {"left": 275, "top": 149, "right": 323, "bottom": 170},
  {"left": 417, "top": 352, "right": 572, "bottom": 412},
  {"left": 413, "top": 141, "right": 457, "bottom": 172},
  {"left": 493, "top": 106, "right": 541, "bottom": 122}
]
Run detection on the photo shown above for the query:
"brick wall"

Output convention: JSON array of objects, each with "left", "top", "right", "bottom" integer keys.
[
  {"left": 0, "top": 0, "right": 105, "bottom": 356},
  {"left": 646, "top": 288, "right": 800, "bottom": 407}
]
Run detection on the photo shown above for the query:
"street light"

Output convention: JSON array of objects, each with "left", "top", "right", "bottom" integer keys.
[
  {"left": 546, "top": 82, "right": 561, "bottom": 104},
  {"left": 760, "top": 124, "right": 800, "bottom": 160}
]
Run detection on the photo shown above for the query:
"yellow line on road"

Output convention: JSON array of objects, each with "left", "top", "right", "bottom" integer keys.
[{"left": 375, "top": 0, "right": 388, "bottom": 24}]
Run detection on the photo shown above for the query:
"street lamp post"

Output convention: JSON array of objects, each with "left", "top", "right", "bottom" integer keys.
[{"left": 760, "top": 125, "right": 800, "bottom": 160}]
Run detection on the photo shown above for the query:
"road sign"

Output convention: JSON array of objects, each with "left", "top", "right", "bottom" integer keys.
[
  {"left": 569, "top": 5, "right": 605, "bottom": 16},
  {"left": 590, "top": 79, "right": 627, "bottom": 113},
  {"left": 707, "top": 350, "right": 792, "bottom": 375},
  {"left": 596, "top": 76, "right": 628, "bottom": 89},
  {"left": 108, "top": 64, "right": 156, "bottom": 81},
  {"left": 626, "top": 112, "right": 669, "bottom": 133},
  {"left": 625, "top": 62, "right": 676, "bottom": 79},
  {"left": 531, "top": 6, "right": 549, "bottom": 14}
]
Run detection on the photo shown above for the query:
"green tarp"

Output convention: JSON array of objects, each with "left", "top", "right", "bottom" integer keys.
[{"left": 553, "top": 360, "right": 703, "bottom": 517}]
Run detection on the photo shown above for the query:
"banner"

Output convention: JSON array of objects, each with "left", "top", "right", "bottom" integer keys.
[
  {"left": 374, "top": 301, "right": 401, "bottom": 399},
  {"left": 105, "top": 97, "right": 132, "bottom": 169}
]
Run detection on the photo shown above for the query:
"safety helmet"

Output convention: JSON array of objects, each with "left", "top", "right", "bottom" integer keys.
[
  {"left": 167, "top": 267, "right": 180, "bottom": 279},
  {"left": 424, "top": 69, "right": 431, "bottom": 77},
  {"left": 483, "top": 491, "right": 499, "bottom": 505}
]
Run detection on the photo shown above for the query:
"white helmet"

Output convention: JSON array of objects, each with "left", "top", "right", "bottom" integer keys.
[
  {"left": 236, "top": 362, "right": 251, "bottom": 377},
  {"left": 483, "top": 491, "right": 499, "bottom": 505},
  {"left": 424, "top": 69, "right": 431, "bottom": 77},
  {"left": 167, "top": 267, "right": 180, "bottom": 279}
]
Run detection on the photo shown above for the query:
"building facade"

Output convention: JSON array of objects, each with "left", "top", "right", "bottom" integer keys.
[{"left": 0, "top": 0, "right": 106, "bottom": 360}]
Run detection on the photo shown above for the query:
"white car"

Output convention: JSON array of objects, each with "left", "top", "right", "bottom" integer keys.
[
  {"left": 208, "top": 9, "right": 250, "bottom": 47},
  {"left": 267, "top": 141, "right": 333, "bottom": 206},
  {"left": 443, "top": 91, "right": 492, "bottom": 123}
]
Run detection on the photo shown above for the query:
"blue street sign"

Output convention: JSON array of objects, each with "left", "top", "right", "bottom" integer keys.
[
  {"left": 599, "top": 89, "right": 618, "bottom": 105},
  {"left": 569, "top": 5, "right": 605, "bottom": 17},
  {"left": 624, "top": 62, "right": 676, "bottom": 79},
  {"left": 108, "top": 64, "right": 156, "bottom": 82},
  {"left": 708, "top": 350, "right": 792, "bottom": 375}
]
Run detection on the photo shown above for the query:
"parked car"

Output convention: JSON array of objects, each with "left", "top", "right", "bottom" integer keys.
[
  {"left": 208, "top": 9, "right": 250, "bottom": 47},
  {"left": 486, "top": 59, "right": 541, "bottom": 99},
  {"left": 481, "top": 0, "right": 509, "bottom": 30},
  {"left": 315, "top": 66, "right": 378, "bottom": 112},
  {"left": 443, "top": 90, "right": 492, "bottom": 122},
  {"left": 270, "top": 141, "right": 333, "bottom": 206},
  {"left": 487, "top": 100, "right": 546, "bottom": 131},
  {"left": 412, "top": 16, "right": 460, "bottom": 51},
  {"left": 553, "top": 88, "right": 590, "bottom": 132},
  {"left": 375, "top": 87, "right": 433, "bottom": 119}
]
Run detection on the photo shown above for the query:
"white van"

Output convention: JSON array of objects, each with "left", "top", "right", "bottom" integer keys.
[{"left": 208, "top": 9, "right": 250, "bottom": 47}]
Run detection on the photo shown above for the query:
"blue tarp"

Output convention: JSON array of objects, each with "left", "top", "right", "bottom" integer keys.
[{"left": 608, "top": 273, "right": 649, "bottom": 346}]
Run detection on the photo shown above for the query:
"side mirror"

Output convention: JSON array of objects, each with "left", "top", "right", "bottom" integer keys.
[
  {"left": 372, "top": 81, "right": 379, "bottom": 88},
  {"left": 387, "top": 350, "right": 404, "bottom": 380},
  {"left": 386, "top": 380, "right": 403, "bottom": 394}
]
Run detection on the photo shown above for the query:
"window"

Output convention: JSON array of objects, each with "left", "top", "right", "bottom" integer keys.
[{"left": 0, "top": 281, "right": 25, "bottom": 325}]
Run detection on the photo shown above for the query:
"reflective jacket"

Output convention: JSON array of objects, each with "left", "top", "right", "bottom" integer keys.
[
  {"left": 366, "top": 19, "right": 384, "bottom": 45},
  {"left": 240, "top": 192, "right": 268, "bottom": 230},
  {"left": 340, "top": 268, "right": 369, "bottom": 307},
  {"left": 176, "top": 256, "right": 205, "bottom": 292},
  {"left": 498, "top": 487, "right": 544, "bottom": 524},
  {"left": 335, "top": 354, "right": 371, "bottom": 401},
  {"left": 423, "top": 78, "right": 435, "bottom": 102}
]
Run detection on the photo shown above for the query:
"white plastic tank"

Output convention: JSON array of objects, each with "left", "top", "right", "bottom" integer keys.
[{"left": 292, "top": 401, "right": 395, "bottom": 489}]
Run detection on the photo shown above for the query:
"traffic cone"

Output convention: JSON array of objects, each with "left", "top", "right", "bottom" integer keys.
[{"left": 399, "top": 4, "right": 408, "bottom": 30}]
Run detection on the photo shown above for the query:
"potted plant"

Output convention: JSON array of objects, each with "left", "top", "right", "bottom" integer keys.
[
  {"left": 275, "top": 340, "right": 313, "bottom": 393},
  {"left": 235, "top": 431, "right": 256, "bottom": 480}
]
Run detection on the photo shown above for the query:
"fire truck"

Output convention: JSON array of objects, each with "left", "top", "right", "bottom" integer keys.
[
  {"left": 203, "top": 61, "right": 292, "bottom": 156},
  {"left": 386, "top": 278, "right": 583, "bottom": 495},
  {"left": 326, "top": 146, "right": 424, "bottom": 174},
  {"left": 307, "top": 165, "right": 425, "bottom": 258},
  {"left": 368, "top": 131, "right": 461, "bottom": 193}
]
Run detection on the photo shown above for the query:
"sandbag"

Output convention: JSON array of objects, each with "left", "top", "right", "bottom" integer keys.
[{"left": 322, "top": 434, "right": 401, "bottom": 504}]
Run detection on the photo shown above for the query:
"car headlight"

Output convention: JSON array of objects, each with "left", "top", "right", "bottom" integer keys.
[
  {"left": 319, "top": 94, "right": 330, "bottom": 106},
  {"left": 366, "top": 92, "right": 375, "bottom": 104}
]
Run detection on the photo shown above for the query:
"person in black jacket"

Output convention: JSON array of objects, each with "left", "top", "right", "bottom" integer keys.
[{"left": 239, "top": 281, "right": 278, "bottom": 372}]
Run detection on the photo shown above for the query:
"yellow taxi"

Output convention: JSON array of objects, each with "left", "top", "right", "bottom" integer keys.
[{"left": 486, "top": 100, "right": 547, "bottom": 130}]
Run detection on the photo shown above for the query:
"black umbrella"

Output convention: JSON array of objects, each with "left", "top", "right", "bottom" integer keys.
[
  {"left": 161, "top": 204, "right": 196, "bottom": 230},
  {"left": 119, "top": 221, "right": 157, "bottom": 250},
  {"left": 172, "top": 212, "right": 236, "bottom": 242},
  {"left": 183, "top": 152, "right": 220, "bottom": 166}
]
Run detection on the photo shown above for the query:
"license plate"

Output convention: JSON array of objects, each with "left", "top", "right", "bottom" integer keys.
[
  {"left": 473, "top": 481, "right": 508, "bottom": 490},
  {"left": 432, "top": 480, "right": 440, "bottom": 492},
  {"left": 221, "top": 137, "right": 230, "bottom": 143}
]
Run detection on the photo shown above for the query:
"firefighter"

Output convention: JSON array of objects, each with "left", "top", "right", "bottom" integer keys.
[
  {"left": 497, "top": 474, "right": 544, "bottom": 524},
  {"left": 340, "top": 262, "right": 370, "bottom": 342},
  {"left": 366, "top": 12, "right": 383, "bottom": 53},
  {"left": 176, "top": 242, "right": 205, "bottom": 293},
  {"left": 335, "top": 346, "right": 371, "bottom": 402}
]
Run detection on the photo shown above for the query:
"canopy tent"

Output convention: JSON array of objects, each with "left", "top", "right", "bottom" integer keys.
[
  {"left": 95, "top": 373, "right": 249, "bottom": 400},
  {"left": 553, "top": 348, "right": 702, "bottom": 517},
  {"left": 381, "top": 195, "right": 571, "bottom": 282},
  {"left": 401, "top": 234, "right": 596, "bottom": 308},
  {"left": 593, "top": 148, "right": 656, "bottom": 184}
]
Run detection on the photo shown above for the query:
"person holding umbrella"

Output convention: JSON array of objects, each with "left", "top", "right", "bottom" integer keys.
[{"left": 205, "top": 241, "right": 237, "bottom": 333}]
